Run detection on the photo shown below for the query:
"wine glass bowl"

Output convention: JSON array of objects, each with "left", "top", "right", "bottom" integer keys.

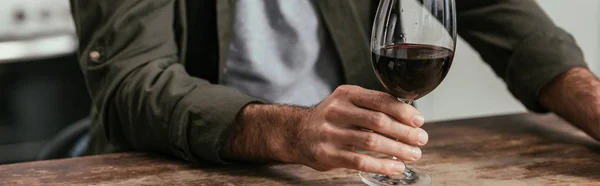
[
  {"left": 360, "top": 0, "right": 457, "bottom": 185},
  {"left": 372, "top": 44, "right": 454, "bottom": 101}
]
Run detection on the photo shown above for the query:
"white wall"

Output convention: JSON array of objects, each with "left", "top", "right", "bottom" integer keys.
[
  {"left": 0, "top": 0, "right": 74, "bottom": 39},
  {"left": 418, "top": 0, "right": 600, "bottom": 122},
  {"left": 0, "top": 0, "right": 76, "bottom": 63}
]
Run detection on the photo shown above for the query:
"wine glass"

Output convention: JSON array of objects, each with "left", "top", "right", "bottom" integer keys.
[{"left": 359, "top": 0, "right": 456, "bottom": 185}]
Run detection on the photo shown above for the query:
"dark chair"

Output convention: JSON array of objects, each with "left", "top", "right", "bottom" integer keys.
[{"left": 37, "top": 117, "right": 91, "bottom": 160}]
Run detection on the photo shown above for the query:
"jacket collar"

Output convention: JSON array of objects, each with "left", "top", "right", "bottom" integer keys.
[{"left": 313, "top": 1, "right": 383, "bottom": 90}]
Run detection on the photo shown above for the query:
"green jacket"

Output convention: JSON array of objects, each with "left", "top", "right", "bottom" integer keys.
[{"left": 69, "top": 0, "right": 587, "bottom": 164}]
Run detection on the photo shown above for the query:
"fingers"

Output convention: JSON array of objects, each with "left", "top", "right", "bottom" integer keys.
[
  {"left": 340, "top": 85, "right": 424, "bottom": 127},
  {"left": 334, "top": 150, "right": 406, "bottom": 176},
  {"left": 326, "top": 104, "right": 428, "bottom": 146},
  {"left": 332, "top": 129, "right": 422, "bottom": 162},
  {"left": 309, "top": 85, "right": 429, "bottom": 176}
]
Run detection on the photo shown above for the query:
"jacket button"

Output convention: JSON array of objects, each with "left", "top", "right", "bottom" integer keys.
[{"left": 89, "top": 51, "right": 101, "bottom": 62}]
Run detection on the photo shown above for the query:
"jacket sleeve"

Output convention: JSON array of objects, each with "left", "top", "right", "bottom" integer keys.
[
  {"left": 69, "top": 0, "right": 260, "bottom": 163},
  {"left": 456, "top": 0, "right": 588, "bottom": 112}
]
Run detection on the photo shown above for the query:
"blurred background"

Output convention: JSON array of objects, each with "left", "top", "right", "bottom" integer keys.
[
  {"left": 0, "top": 0, "right": 90, "bottom": 164},
  {"left": 418, "top": 0, "right": 600, "bottom": 122},
  {"left": 0, "top": 0, "right": 597, "bottom": 164}
]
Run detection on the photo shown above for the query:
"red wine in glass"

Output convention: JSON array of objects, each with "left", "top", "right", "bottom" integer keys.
[
  {"left": 372, "top": 44, "right": 454, "bottom": 101},
  {"left": 362, "top": 0, "right": 456, "bottom": 185}
]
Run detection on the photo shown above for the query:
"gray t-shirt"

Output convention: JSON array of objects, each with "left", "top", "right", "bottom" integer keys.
[{"left": 222, "top": 0, "right": 343, "bottom": 107}]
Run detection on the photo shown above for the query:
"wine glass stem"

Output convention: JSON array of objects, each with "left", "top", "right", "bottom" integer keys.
[{"left": 395, "top": 98, "right": 418, "bottom": 179}]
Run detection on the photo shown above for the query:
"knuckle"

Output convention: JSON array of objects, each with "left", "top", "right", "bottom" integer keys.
[
  {"left": 352, "top": 156, "right": 368, "bottom": 170},
  {"left": 336, "top": 85, "right": 350, "bottom": 91},
  {"left": 318, "top": 126, "right": 336, "bottom": 141},
  {"left": 323, "top": 100, "right": 343, "bottom": 121},
  {"left": 369, "top": 113, "right": 388, "bottom": 129},
  {"left": 313, "top": 146, "right": 327, "bottom": 160},
  {"left": 362, "top": 133, "right": 378, "bottom": 149},
  {"left": 334, "top": 85, "right": 360, "bottom": 97},
  {"left": 321, "top": 125, "right": 335, "bottom": 135},
  {"left": 304, "top": 145, "right": 327, "bottom": 164},
  {"left": 309, "top": 149, "right": 334, "bottom": 171},
  {"left": 334, "top": 85, "right": 351, "bottom": 95},
  {"left": 325, "top": 99, "right": 341, "bottom": 112}
]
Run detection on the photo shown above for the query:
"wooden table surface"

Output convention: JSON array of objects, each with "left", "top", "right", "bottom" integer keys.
[{"left": 1, "top": 113, "right": 600, "bottom": 186}]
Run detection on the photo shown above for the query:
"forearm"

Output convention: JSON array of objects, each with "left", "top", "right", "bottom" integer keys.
[
  {"left": 540, "top": 67, "right": 600, "bottom": 139},
  {"left": 221, "top": 85, "right": 428, "bottom": 175},
  {"left": 222, "top": 104, "right": 309, "bottom": 164},
  {"left": 457, "top": 0, "right": 588, "bottom": 112}
]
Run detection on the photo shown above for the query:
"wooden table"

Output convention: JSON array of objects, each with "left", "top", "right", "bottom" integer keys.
[{"left": 1, "top": 113, "right": 600, "bottom": 186}]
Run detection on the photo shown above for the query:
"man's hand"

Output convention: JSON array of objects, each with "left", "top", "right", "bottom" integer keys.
[
  {"left": 223, "top": 85, "right": 427, "bottom": 176},
  {"left": 540, "top": 67, "right": 600, "bottom": 140}
]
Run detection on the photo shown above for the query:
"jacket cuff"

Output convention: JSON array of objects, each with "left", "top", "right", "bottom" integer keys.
[
  {"left": 505, "top": 28, "right": 588, "bottom": 113},
  {"left": 170, "top": 84, "right": 262, "bottom": 164}
]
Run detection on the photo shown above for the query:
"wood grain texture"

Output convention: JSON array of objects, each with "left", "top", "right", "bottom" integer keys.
[{"left": 1, "top": 113, "right": 600, "bottom": 186}]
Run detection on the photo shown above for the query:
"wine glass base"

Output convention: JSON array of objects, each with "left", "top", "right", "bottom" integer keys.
[{"left": 359, "top": 166, "right": 431, "bottom": 186}]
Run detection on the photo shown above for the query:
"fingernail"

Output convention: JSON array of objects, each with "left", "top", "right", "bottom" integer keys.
[
  {"left": 412, "top": 115, "right": 425, "bottom": 127},
  {"left": 418, "top": 129, "right": 429, "bottom": 145},
  {"left": 391, "top": 162, "right": 406, "bottom": 175},
  {"left": 412, "top": 148, "right": 422, "bottom": 160}
]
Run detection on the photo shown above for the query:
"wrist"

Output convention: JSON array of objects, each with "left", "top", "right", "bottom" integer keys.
[
  {"left": 222, "top": 103, "right": 309, "bottom": 164},
  {"left": 540, "top": 67, "right": 600, "bottom": 138}
]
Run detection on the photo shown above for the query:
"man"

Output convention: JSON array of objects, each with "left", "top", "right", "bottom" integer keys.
[{"left": 69, "top": 0, "right": 598, "bottom": 176}]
